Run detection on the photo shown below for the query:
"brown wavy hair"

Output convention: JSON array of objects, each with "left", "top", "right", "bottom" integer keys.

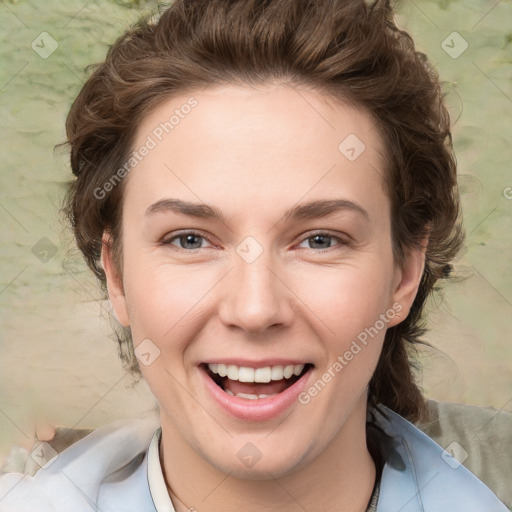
[{"left": 61, "top": 0, "right": 465, "bottom": 423}]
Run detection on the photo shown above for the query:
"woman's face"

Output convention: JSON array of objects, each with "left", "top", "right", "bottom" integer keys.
[{"left": 103, "top": 84, "right": 425, "bottom": 478}]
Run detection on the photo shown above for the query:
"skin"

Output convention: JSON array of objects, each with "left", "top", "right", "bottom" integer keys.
[{"left": 102, "top": 83, "right": 426, "bottom": 512}]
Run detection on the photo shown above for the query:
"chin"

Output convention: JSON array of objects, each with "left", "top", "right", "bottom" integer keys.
[{"left": 203, "top": 438, "right": 314, "bottom": 480}]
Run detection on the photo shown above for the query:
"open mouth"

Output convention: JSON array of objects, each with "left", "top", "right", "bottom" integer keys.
[{"left": 202, "top": 362, "right": 314, "bottom": 400}]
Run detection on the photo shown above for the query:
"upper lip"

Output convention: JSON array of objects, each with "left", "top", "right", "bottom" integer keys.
[{"left": 201, "top": 359, "right": 313, "bottom": 369}]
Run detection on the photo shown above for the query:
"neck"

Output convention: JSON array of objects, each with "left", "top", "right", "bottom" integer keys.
[{"left": 159, "top": 400, "right": 376, "bottom": 512}]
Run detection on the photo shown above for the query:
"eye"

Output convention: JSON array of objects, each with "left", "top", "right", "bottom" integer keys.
[
  {"left": 297, "top": 232, "right": 348, "bottom": 251},
  {"left": 161, "top": 231, "right": 213, "bottom": 251},
  {"left": 160, "top": 230, "right": 349, "bottom": 252}
]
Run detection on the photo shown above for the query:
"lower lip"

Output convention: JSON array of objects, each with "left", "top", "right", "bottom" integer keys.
[{"left": 200, "top": 366, "right": 313, "bottom": 422}]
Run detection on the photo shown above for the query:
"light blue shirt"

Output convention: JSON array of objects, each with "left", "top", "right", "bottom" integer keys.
[{"left": 0, "top": 405, "right": 508, "bottom": 511}]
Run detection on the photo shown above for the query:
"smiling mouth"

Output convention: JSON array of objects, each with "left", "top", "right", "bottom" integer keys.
[{"left": 202, "top": 363, "right": 314, "bottom": 400}]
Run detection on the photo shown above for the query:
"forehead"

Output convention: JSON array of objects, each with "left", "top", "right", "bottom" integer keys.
[{"left": 124, "top": 83, "right": 389, "bottom": 223}]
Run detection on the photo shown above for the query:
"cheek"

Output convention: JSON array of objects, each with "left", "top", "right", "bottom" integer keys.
[
  {"left": 122, "top": 232, "right": 396, "bottom": 350},
  {"left": 291, "top": 259, "right": 395, "bottom": 334},
  {"left": 288, "top": 258, "right": 396, "bottom": 397},
  {"left": 300, "top": 278, "right": 391, "bottom": 415},
  {"left": 122, "top": 257, "right": 219, "bottom": 346}
]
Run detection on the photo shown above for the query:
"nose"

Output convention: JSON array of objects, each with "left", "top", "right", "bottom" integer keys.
[{"left": 218, "top": 247, "right": 294, "bottom": 335}]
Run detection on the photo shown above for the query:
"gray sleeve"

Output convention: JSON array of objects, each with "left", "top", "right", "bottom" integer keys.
[{"left": 417, "top": 399, "right": 512, "bottom": 509}]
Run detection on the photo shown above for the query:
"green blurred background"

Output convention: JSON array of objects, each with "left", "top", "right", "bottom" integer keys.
[{"left": 0, "top": 0, "right": 511, "bottom": 458}]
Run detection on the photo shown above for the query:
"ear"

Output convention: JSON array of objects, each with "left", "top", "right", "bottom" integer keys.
[
  {"left": 386, "top": 235, "right": 429, "bottom": 329},
  {"left": 101, "top": 233, "right": 130, "bottom": 327}
]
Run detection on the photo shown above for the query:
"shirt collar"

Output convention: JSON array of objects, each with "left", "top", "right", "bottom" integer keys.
[
  {"left": 147, "top": 424, "right": 382, "bottom": 512},
  {"left": 147, "top": 427, "right": 177, "bottom": 512},
  {"left": 371, "top": 404, "right": 508, "bottom": 511},
  {"left": 146, "top": 406, "right": 507, "bottom": 512}
]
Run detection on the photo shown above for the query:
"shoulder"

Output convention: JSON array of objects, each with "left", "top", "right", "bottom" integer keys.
[
  {"left": 416, "top": 399, "right": 512, "bottom": 509},
  {"left": 371, "top": 401, "right": 511, "bottom": 511},
  {"left": 0, "top": 417, "right": 159, "bottom": 512}
]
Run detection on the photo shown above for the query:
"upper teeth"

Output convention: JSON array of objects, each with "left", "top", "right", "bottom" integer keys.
[{"left": 208, "top": 363, "right": 305, "bottom": 383}]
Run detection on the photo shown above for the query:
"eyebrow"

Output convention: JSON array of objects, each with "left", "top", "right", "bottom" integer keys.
[{"left": 145, "top": 198, "right": 369, "bottom": 223}]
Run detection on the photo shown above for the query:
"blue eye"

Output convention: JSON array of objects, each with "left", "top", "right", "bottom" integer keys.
[
  {"left": 161, "top": 231, "right": 347, "bottom": 252},
  {"left": 298, "top": 233, "right": 346, "bottom": 250},
  {"left": 162, "top": 231, "right": 211, "bottom": 250}
]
